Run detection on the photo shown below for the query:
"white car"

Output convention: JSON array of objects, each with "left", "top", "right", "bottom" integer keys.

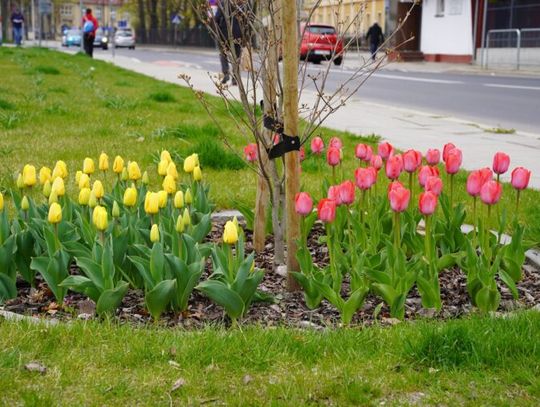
[{"left": 114, "top": 29, "right": 135, "bottom": 49}]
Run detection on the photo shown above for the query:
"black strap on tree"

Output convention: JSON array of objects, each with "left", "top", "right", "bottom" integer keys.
[{"left": 261, "top": 100, "right": 300, "bottom": 160}]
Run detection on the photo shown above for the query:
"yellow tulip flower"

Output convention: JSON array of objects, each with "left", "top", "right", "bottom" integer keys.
[
  {"left": 193, "top": 166, "right": 202, "bottom": 182},
  {"left": 158, "top": 190, "right": 168, "bottom": 208},
  {"left": 92, "top": 206, "right": 108, "bottom": 231},
  {"left": 0, "top": 192, "right": 4, "bottom": 211},
  {"left": 157, "top": 160, "right": 168, "bottom": 176},
  {"left": 42, "top": 181, "right": 52, "bottom": 198},
  {"left": 175, "top": 214, "right": 184, "bottom": 233},
  {"left": 185, "top": 188, "right": 193, "bottom": 205},
  {"left": 52, "top": 160, "right": 68, "bottom": 179},
  {"left": 150, "top": 224, "right": 160, "bottom": 243},
  {"left": 88, "top": 191, "right": 98, "bottom": 208},
  {"left": 128, "top": 161, "right": 142, "bottom": 181},
  {"left": 48, "top": 191, "right": 58, "bottom": 205},
  {"left": 79, "top": 173, "right": 90, "bottom": 190},
  {"left": 160, "top": 150, "right": 172, "bottom": 164},
  {"left": 183, "top": 155, "right": 196, "bottom": 173},
  {"left": 83, "top": 157, "right": 95, "bottom": 175},
  {"left": 112, "top": 201, "right": 120, "bottom": 218},
  {"left": 39, "top": 167, "right": 52, "bottom": 185},
  {"left": 162, "top": 175, "right": 176, "bottom": 195},
  {"left": 48, "top": 202, "right": 62, "bottom": 224},
  {"left": 182, "top": 208, "right": 191, "bottom": 227},
  {"left": 174, "top": 191, "right": 184, "bottom": 209},
  {"left": 21, "top": 196, "right": 30, "bottom": 211},
  {"left": 16, "top": 173, "right": 24, "bottom": 189},
  {"left": 22, "top": 164, "right": 37, "bottom": 187},
  {"left": 192, "top": 153, "right": 199, "bottom": 167},
  {"left": 52, "top": 177, "right": 65, "bottom": 196},
  {"left": 223, "top": 220, "right": 238, "bottom": 244},
  {"left": 113, "top": 155, "right": 124, "bottom": 174},
  {"left": 167, "top": 162, "right": 179, "bottom": 180},
  {"left": 121, "top": 167, "right": 128, "bottom": 181},
  {"left": 92, "top": 180, "right": 104, "bottom": 199},
  {"left": 99, "top": 152, "right": 109, "bottom": 171},
  {"left": 142, "top": 171, "right": 150, "bottom": 185},
  {"left": 75, "top": 170, "right": 83, "bottom": 185},
  {"left": 144, "top": 192, "right": 159, "bottom": 215},
  {"left": 79, "top": 188, "right": 91, "bottom": 206},
  {"left": 123, "top": 186, "right": 138, "bottom": 207}
]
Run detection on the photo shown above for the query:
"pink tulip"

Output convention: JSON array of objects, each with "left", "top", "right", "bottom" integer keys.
[
  {"left": 418, "top": 165, "right": 440, "bottom": 187},
  {"left": 388, "top": 184, "right": 410, "bottom": 213},
  {"left": 328, "top": 185, "right": 343, "bottom": 205},
  {"left": 442, "top": 143, "right": 456, "bottom": 162},
  {"left": 329, "top": 136, "right": 343, "bottom": 150},
  {"left": 480, "top": 180, "right": 502, "bottom": 205},
  {"left": 326, "top": 147, "right": 341, "bottom": 167},
  {"left": 355, "top": 144, "right": 373, "bottom": 162},
  {"left": 244, "top": 143, "right": 258, "bottom": 162},
  {"left": 295, "top": 192, "right": 313, "bottom": 216},
  {"left": 444, "top": 148, "right": 462, "bottom": 175},
  {"left": 479, "top": 167, "right": 493, "bottom": 184},
  {"left": 425, "top": 176, "right": 443, "bottom": 196},
  {"left": 378, "top": 142, "right": 394, "bottom": 160},
  {"left": 388, "top": 181, "right": 404, "bottom": 193},
  {"left": 466, "top": 170, "right": 483, "bottom": 197},
  {"left": 273, "top": 134, "right": 280, "bottom": 145},
  {"left": 419, "top": 191, "right": 438, "bottom": 216},
  {"left": 425, "top": 149, "right": 441, "bottom": 166},
  {"left": 492, "top": 152, "right": 510, "bottom": 175},
  {"left": 370, "top": 154, "right": 383, "bottom": 170},
  {"left": 310, "top": 136, "right": 324, "bottom": 154},
  {"left": 355, "top": 167, "right": 377, "bottom": 190},
  {"left": 317, "top": 198, "right": 337, "bottom": 223},
  {"left": 385, "top": 154, "right": 403, "bottom": 180},
  {"left": 403, "top": 149, "right": 422, "bottom": 173},
  {"left": 511, "top": 167, "right": 531, "bottom": 190},
  {"left": 339, "top": 180, "right": 356, "bottom": 205}
]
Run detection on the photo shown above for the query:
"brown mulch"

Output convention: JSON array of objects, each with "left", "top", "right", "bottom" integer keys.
[{"left": 3, "top": 221, "right": 540, "bottom": 328}]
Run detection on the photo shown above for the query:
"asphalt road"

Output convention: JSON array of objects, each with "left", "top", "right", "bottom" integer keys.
[{"left": 101, "top": 46, "right": 540, "bottom": 134}]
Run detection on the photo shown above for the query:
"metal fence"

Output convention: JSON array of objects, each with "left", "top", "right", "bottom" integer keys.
[
  {"left": 482, "top": 28, "right": 540, "bottom": 69},
  {"left": 136, "top": 26, "right": 215, "bottom": 48}
]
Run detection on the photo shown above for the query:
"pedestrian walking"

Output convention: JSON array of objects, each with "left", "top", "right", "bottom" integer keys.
[
  {"left": 366, "top": 22, "right": 384, "bottom": 62},
  {"left": 10, "top": 7, "right": 24, "bottom": 47},
  {"left": 82, "top": 8, "right": 98, "bottom": 57}
]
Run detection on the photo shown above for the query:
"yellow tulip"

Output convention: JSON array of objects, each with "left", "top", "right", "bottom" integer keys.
[
  {"left": 112, "top": 201, "right": 120, "bottom": 218},
  {"left": 161, "top": 150, "right": 172, "bottom": 164},
  {"left": 16, "top": 173, "right": 24, "bottom": 189},
  {"left": 144, "top": 192, "right": 159, "bottom": 215},
  {"left": 150, "top": 224, "right": 160, "bottom": 243},
  {"left": 142, "top": 171, "right": 150, "bottom": 185},
  {"left": 48, "top": 202, "right": 62, "bottom": 224},
  {"left": 79, "top": 173, "right": 90, "bottom": 190},
  {"left": 192, "top": 153, "right": 199, "bottom": 167},
  {"left": 52, "top": 177, "right": 65, "bottom": 196},
  {"left": 123, "top": 186, "right": 138, "bottom": 207},
  {"left": 193, "top": 166, "right": 202, "bottom": 182},
  {"left": 0, "top": 192, "right": 4, "bottom": 211},
  {"left": 75, "top": 170, "right": 82, "bottom": 185},
  {"left": 157, "top": 160, "right": 168, "bottom": 176},
  {"left": 39, "top": 167, "right": 52, "bottom": 185},
  {"left": 113, "top": 155, "right": 124, "bottom": 174},
  {"left": 128, "top": 161, "right": 142, "bottom": 181},
  {"left": 185, "top": 188, "right": 193, "bottom": 205},
  {"left": 48, "top": 191, "right": 58, "bottom": 205},
  {"left": 223, "top": 220, "right": 238, "bottom": 244},
  {"left": 52, "top": 160, "right": 68, "bottom": 179},
  {"left": 88, "top": 191, "right": 98, "bottom": 208},
  {"left": 92, "top": 206, "right": 108, "bottom": 231},
  {"left": 22, "top": 164, "right": 37, "bottom": 187},
  {"left": 158, "top": 190, "right": 168, "bottom": 208},
  {"left": 174, "top": 191, "right": 184, "bottom": 209},
  {"left": 121, "top": 167, "right": 128, "bottom": 181},
  {"left": 92, "top": 180, "right": 104, "bottom": 199},
  {"left": 83, "top": 157, "right": 95, "bottom": 175},
  {"left": 79, "top": 188, "right": 91, "bottom": 206},
  {"left": 162, "top": 175, "right": 176, "bottom": 195},
  {"left": 183, "top": 155, "right": 196, "bottom": 173},
  {"left": 182, "top": 208, "right": 191, "bottom": 227},
  {"left": 99, "top": 152, "right": 109, "bottom": 171},
  {"left": 21, "top": 196, "right": 30, "bottom": 211},
  {"left": 175, "top": 214, "right": 184, "bottom": 233},
  {"left": 167, "top": 162, "right": 178, "bottom": 179}
]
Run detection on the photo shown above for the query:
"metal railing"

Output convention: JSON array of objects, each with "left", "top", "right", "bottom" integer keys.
[
  {"left": 483, "top": 28, "right": 540, "bottom": 70},
  {"left": 483, "top": 29, "right": 521, "bottom": 69}
]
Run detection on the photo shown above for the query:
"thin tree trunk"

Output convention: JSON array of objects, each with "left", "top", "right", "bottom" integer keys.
[
  {"left": 149, "top": 0, "right": 158, "bottom": 43},
  {"left": 137, "top": 0, "right": 147, "bottom": 43},
  {"left": 160, "top": 0, "right": 167, "bottom": 43}
]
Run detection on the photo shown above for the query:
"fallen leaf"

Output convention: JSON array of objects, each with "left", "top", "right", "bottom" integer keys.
[
  {"left": 168, "top": 360, "right": 180, "bottom": 368},
  {"left": 24, "top": 362, "right": 47, "bottom": 374},
  {"left": 171, "top": 378, "right": 186, "bottom": 392}
]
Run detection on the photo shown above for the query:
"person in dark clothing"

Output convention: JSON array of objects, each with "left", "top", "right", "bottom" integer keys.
[
  {"left": 82, "top": 8, "right": 98, "bottom": 57},
  {"left": 10, "top": 8, "right": 24, "bottom": 46},
  {"left": 366, "top": 22, "right": 384, "bottom": 62},
  {"left": 214, "top": 0, "right": 246, "bottom": 85}
]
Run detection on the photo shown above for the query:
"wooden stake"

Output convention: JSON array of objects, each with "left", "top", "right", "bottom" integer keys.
[{"left": 281, "top": 0, "right": 301, "bottom": 291}]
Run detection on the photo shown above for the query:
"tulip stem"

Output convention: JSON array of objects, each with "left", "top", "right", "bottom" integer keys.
[
  {"left": 424, "top": 215, "right": 432, "bottom": 261},
  {"left": 450, "top": 174, "right": 454, "bottom": 208},
  {"left": 408, "top": 172, "right": 413, "bottom": 203},
  {"left": 516, "top": 189, "right": 521, "bottom": 217},
  {"left": 472, "top": 196, "right": 478, "bottom": 249},
  {"left": 394, "top": 212, "right": 401, "bottom": 250}
]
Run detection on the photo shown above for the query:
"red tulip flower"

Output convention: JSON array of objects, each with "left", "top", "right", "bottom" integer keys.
[
  {"left": 388, "top": 184, "right": 410, "bottom": 213},
  {"left": 385, "top": 154, "right": 403, "bottom": 180},
  {"left": 480, "top": 180, "right": 502, "bottom": 206},
  {"left": 403, "top": 149, "right": 422, "bottom": 173},
  {"left": 378, "top": 142, "right": 394, "bottom": 160},
  {"left": 425, "top": 176, "right": 443, "bottom": 196},
  {"left": 326, "top": 147, "right": 341, "bottom": 167},
  {"left": 339, "top": 180, "right": 356, "bottom": 205},
  {"left": 244, "top": 143, "right": 258, "bottom": 162},
  {"left": 426, "top": 148, "right": 441, "bottom": 166},
  {"left": 370, "top": 154, "right": 383, "bottom": 170},
  {"left": 295, "top": 192, "right": 313, "bottom": 216},
  {"left": 328, "top": 185, "right": 343, "bottom": 205},
  {"left": 419, "top": 191, "right": 438, "bottom": 216},
  {"left": 388, "top": 180, "right": 404, "bottom": 193},
  {"left": 466, "top": 170, "right": 483, "bottom": 197},
  {"left": 511, "top": 167, "right": 531, "bottom": 190},
  {"left": 355, "top": 167, "right": 377, "bottom": 190},
  {"left": 329, "top": 136, "right": 343, "bottom": 150},
  {"left": 444, "top": 148, "right": 462, "bottom": 175},
  {"left": 418, "top": 165, "right": 439, "bottom": 187},
  {"left": 317, "top": 198, "right": 337, "bottom": 223},
  {"left": 492, "top": 152, "right": 510, "bottom": 175},
  {"left": 355, "top": 144, "right": 372, "bottom": 162},
  {"left": 310, "top": 136, "right": 324, "bottom": 154},
  {"left": 442, "top": 143, "right": 456, "bottom": 162},
  {"left": 479, "top": 167, "right": 493, "bottom": 184}
]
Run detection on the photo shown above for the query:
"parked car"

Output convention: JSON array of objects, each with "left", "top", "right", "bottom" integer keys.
[
  {"left": 62, "top": 29, "right": 81, "bottom": 47},
  {"left": 93, "top": 28, "right": 109, "bottom": 50},
  {"left": 300, "top": 24, "right": 344, "bottom": 65},
  {"left": 114, "top": 29, "right": 135, "bottom": 49}
]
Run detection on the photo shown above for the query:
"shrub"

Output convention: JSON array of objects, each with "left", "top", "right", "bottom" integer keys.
[
  {"left": 34, "top": 65, "right": 60, "bottom": 75},
  {"left": 193, "top": 138, "right": 245, "bottom": 170},
  {"left": 148, "top": 91, "right": 176, "bottom": 103}
]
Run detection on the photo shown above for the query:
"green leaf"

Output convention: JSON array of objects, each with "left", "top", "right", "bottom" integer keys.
[
  {"left": 149, "top": 243, "right": 165, "bottom": 282},
  {"left": 59, "top": 275, "right": 100, "bottom": 302},
  {"left": 0, "top": 273, "right": 17, "bottom": 302},
  {"left": 75, "top": 257, "right": 105, "bottom": 291},
  {"left": 292, "top": 272, "right": 323, "bottom": 309},
  {"left": 475, "top": 286, "right": 501, "bottom": 313},
  {"left": 499, "top": 269, "right": 519, "bottom": 300},
  {"left": 96, "top": 282, "right": 129, "bottom": 315},
  {"left": 372, "top": 283, "right": 398, "bottom": 308},
  {"left": 416, "top": 275, "right": 441, "bottom": 310},
  {"left": 342, "top": 287, "right": 369, "bottom": 325},
  {"left": 196, "top": 280, "right": 245, "bottom": 319},
  {"left": 145, "top": 279, "right": 177, "bottom": 320}
]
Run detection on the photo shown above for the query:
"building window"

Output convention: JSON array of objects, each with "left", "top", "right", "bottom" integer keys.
[
  {"left": 60, "top": 5, "right": 72, "bottom": 17},
  {"left": 436, "top": 0, "right": 445, "bottom": 17}
]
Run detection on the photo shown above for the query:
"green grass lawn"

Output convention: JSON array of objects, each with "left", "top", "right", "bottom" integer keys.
[{"left": 1, "top": 312, "right": 540, "bottom": 405}]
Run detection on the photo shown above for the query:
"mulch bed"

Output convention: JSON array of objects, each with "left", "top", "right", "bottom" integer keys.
[{"left": 3, "top": 221, "right": 540, "bottom": 328}]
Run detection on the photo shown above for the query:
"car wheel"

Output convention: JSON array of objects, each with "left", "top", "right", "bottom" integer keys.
[
  {"left": 334, "top": 57, "right": 343, "bottom": 66},
  {"left": 102, "top": 45, "right": 108, "bottom": 50}
]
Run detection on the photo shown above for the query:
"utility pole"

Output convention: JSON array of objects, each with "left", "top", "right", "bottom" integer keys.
[{"left": 281, "top": 0, "right": 301, "bottom": 291}]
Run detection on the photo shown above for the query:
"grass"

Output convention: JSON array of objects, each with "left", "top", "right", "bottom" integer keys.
[
  {"left": 1, "top": 311, "right": 540, "bottom": 405},
  {"left": 0, "top": 47, "right": 539, "bottom": 245},
  {"left": 484, "top": 127, "right": 516, "bottom": 135}
]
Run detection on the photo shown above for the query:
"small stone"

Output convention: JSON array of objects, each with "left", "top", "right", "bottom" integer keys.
[
  {"left": 298, "top": 320, "right": 323, "bottom": 330},
  {"left": 418, "top": 308, "right": 437, "bottom": 318},
  {"left": 270, "top": 304, "right": 281, "bottom": 313},
  {"left": 24, "top": 362, "right": 47, "bottom": 374},
  {"left": 77, "top": 300, "right": 96, "bottom": 315},
  {"left": 276, "top": 265, "right": 287, "bottom": 277},
  {"left": 243, "top": 374, "right": 253, "bottom": 385},
  {"left": 137, "top": 136, "right": 145, "bottom": 142},
  {"left": 168, "top": 360, "right": 180, "bottom": 368},
  {"left": 77, "top": 313, "right": 93, "bottom": 320},
  {"left": 171, "top": 378, "right": 185, "bottom": 392},
  {"left": 381, "top": 317, "right": 402, "bottom": 326}
]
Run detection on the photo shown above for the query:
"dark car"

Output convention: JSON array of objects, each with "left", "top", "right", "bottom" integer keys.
[
  {"left": 300, "top": 24, "right": 344, "bottom": 65},
  {"left": 93, "top": 28, "right": 109, "bottom": 50}
]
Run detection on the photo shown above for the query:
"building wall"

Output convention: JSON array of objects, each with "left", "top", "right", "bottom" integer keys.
[{"left": 421, "top": 0, "right": 473, "bottom": 61}]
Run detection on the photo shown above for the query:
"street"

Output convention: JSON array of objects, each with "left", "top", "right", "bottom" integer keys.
[{"left": 102, "top": 46, "right": 540, "bottom": 134}]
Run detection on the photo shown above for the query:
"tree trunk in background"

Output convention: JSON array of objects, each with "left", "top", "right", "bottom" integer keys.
[
  {"left": 148, "top": 0, "right": 158, "bottom": 43},
  {"left": 160, "top": 0, "right": 167, "bottom": 43},
  {"left": 137, "top": 0, "right": 147, "bottom": 43}
]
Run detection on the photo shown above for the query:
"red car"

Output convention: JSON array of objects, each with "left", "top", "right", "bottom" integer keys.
[{"left": 300, "top": 24, "right": 344, "bottom": 65}]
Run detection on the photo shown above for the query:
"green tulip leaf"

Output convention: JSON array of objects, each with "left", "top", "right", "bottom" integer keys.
[
  {"left": 145, "top": 279, "right": 177, "bottom": 320},
  {"left": 196, "top": 280, "right": 244, "bottom": 319},
  {"left": 96, "top": 282, "right": 129, "bottom": 315},
  {"left": 342, "top": 287, "right": 369, "bottom": 325},
  {"left": 475, "top": 286, "right": 501, "bottom": 313},
  {"left": 499, "top": 269, "right": 519, "bottom": 300},
  {"left": 0, "top": 273, "right": 17, "bottom": 302},
  {"left": 59, "top": 275, "right": 100, "bottom": 303}
]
